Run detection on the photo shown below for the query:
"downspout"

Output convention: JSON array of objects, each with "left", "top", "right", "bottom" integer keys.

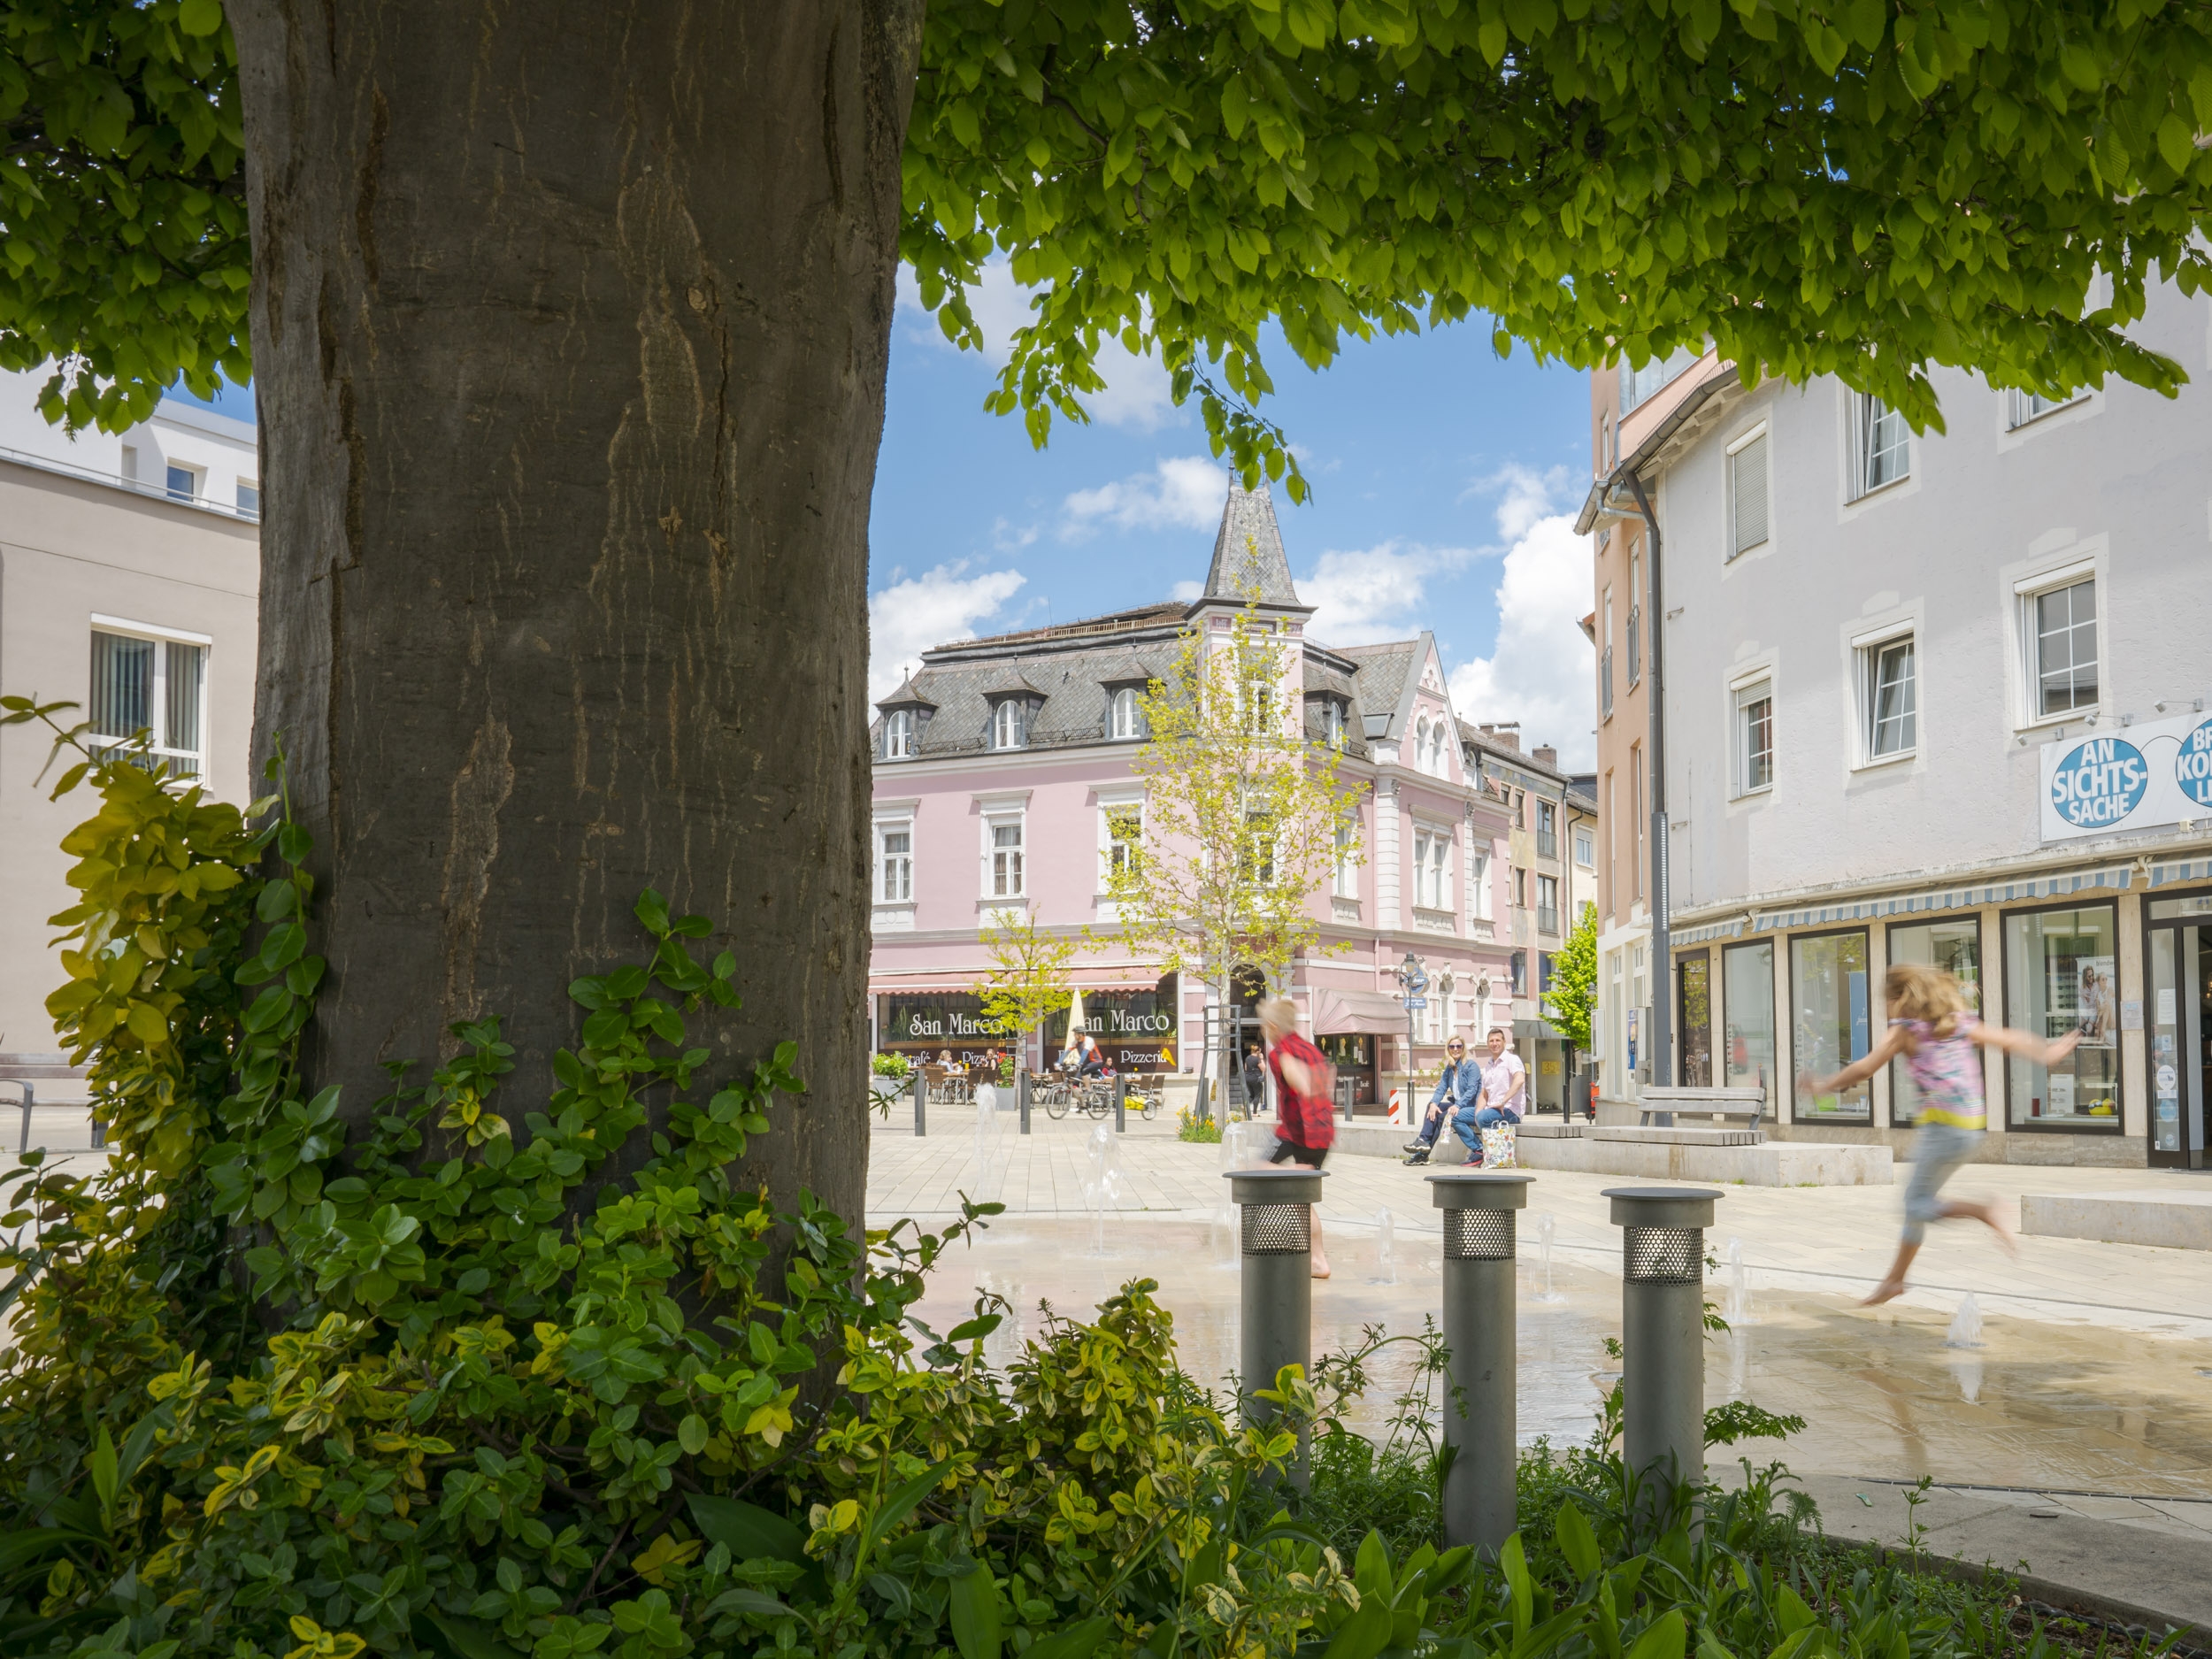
[{"left": 1622, "top": 470, "right": 1671, "bottom": 1091}]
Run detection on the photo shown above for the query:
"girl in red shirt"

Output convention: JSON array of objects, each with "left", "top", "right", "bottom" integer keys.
[{"left": 1257, "top": 996, "right": 1336, "bottom": 1279}]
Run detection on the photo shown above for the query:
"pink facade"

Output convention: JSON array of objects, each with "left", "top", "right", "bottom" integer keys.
[{"left": 869, "top": 487, "right": 1517, "bottom": 1110}]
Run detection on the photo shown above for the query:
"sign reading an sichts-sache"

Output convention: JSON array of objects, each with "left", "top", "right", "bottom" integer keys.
[{"left": 2040, "top": 711, "right": 2212, "bottom": 842}]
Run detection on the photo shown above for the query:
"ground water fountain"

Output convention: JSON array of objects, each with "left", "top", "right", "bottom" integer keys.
[
  {"left": 1724, "top": 1236, "right": 1755, "bottom": 1325},
  {"left": 1372, "top": 1207, "right": 1397, "bottom": 1285},
  {"left": 1529, "top": 1211, "right": 1566, "bottom": 1303}
]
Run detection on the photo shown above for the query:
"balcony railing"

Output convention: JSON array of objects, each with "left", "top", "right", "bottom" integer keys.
[
  {"left": 1601, "top": 648, "right": 1614, "bottom": 717},
  {"left": 1537, "top": 904, "right": 1561, "bottom": 936},
  {"left": 1627, "top": 608, "right": 1642, "bottom": 684},
  {"left": 1536, "top": 829, "right": 1557, "bottom": 860}
]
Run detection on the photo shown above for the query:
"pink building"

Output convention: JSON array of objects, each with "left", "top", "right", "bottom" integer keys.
[{"left": 868, "top": 486, "right": 1517, "bottom": 1112}]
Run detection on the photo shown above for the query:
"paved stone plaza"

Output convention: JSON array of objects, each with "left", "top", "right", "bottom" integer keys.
[{"left": 873, "top": 1106, "right": 2212, "bottom": 1559}]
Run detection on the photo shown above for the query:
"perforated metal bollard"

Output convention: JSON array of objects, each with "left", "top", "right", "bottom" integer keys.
[
  {"left": 1427, "top": 1171, "right": 1532, "bottom": 1555},
  {"left": 911, "top": 1070, "right": 926, "bottom": 1138},
  {"left": 1114, "top": 1075, "right": 1127, "bottom": 1133},
  {"left": 1018, "top": 1070, "right": 1032, "bottom": 1135},
  {"left": 1604, "top": 1186, "right": 1722, "bottom": 1519},
  {"left": 1226, "top": 1167, "right": 1325, "bottom": 1480}
]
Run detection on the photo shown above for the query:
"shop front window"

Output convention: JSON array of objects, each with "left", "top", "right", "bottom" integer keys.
[
  {"left": 1886, "top": 918, "right": 1981, "bottom": 1126},
  {"left": 2005, "top": 904, "right": 2123, "bottom": 1127},
  {"left": 1722, "top": 941, "right": 1775, "bottom": 1110},
  {"left": 1678, "top": 952, "right": 1712, "bottom": 1086},
  {"left": 1792, "top": 930, "right": 1872, "bottom": 1120}
]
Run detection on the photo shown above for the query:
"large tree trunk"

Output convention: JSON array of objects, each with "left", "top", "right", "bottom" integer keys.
[{"left": 228, "top": 2, "right": 921, "bottom": 1225}]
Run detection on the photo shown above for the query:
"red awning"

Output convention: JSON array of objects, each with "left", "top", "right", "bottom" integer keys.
[{"left": 1310, "top": 987, "right": 1414, "bottom": 1036}]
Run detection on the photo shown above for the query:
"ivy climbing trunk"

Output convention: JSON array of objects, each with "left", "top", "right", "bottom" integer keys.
[{"left": 228, "top": 2, "right": 921, "bottom": 1225}]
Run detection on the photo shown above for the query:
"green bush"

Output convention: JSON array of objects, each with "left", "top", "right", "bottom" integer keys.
[
  {"left": 871, "top": 1052, "right": 912, "bottom": 1080},
  {"left": 0, "top": 711, "right": 2177, "bottom": 1659},
  {"left": 1173, "top": 1107, "right": 1220, "bottom": 1143}
]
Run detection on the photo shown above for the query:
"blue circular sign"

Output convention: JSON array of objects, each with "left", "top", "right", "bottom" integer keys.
[
  {"left": 2049, "top": 735, "right": 2149, "bottom": 829},
  {"left": 2177, "top": 718, "right": 2212, "bottom": 809}
]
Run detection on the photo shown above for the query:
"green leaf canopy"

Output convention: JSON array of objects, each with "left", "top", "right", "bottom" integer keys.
[{"left": 9, "top": 0, "right": 2212, "bottom": 459}]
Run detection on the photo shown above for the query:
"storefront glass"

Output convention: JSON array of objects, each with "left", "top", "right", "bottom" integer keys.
[
  {"left": 1721, "top": 941, "right": 1775, "bottom": 1110},
  {"left": 1886, "top": 918, "right": 1981, "bottom": 1126},
  {"left": 1317, "top": 1033, "right": 1376, "bottom": 1105},
  {"left": 2147, "top": 891, "right": 2212, "bottom": 1160},
  {"left": 1792, "top": 930, "right": 1872, "bottom": 1121},
  {"left": 1678, "top": 952, "right": 1712, "bottom": 1086},
  {"left": 2003, "top": 904, "right": 2122, "bottom": 1127},
  {"left": 1040, "top": 977, "right": 1180, "bottom": 1071}
]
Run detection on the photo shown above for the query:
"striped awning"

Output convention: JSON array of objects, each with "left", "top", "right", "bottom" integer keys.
[
  {"left": 1671, "top": 918, "right": 1746, "bottom": 946},
  {"left": 2149, "top": 855, "right": 2212, "bottom": 887},
  {"left": 1747, "top": 862, "right": 2137, "bottom": 933}
]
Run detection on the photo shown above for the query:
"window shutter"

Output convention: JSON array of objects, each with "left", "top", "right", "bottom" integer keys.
[{"left": 1731, "top": 434, "right": 1768, "bottom": 555}]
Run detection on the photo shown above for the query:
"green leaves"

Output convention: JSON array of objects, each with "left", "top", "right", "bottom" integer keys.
[{"left": 947, "top": 1552, "right": 1005, "bottom": 1659}]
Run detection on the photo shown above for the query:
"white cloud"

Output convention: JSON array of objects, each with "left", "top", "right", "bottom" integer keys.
[
  {"left": 896, "top": 258, "right": 1179, "bottom": 430},
  {"left": 1062, "top": 456, "right": 1228, "bottom": 539},
  {"left": 1299, "top": 541, "right": 1479, "bottom": 646},
  {"left": 868, "top": 562, "right": 1027, "bottom": 700},
  {"left": 1447, "top": 511, "right": 1595, "bottom": 771},
  {"left": 1170, "top": 579, "right": 1205, "bottom": 603}
]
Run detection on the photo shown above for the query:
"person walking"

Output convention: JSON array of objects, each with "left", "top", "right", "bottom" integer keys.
[
  {"left": 1402, "top": 1032, "right": 1480, "bottom": 1164},
  {"left": 1452, "top": 1026, "right": 1526, "bottom": 1164},
  {"left": 1799, "top": 963, "right": 2078, "bottom": 1306},
  {"left": 1256, "top": 996, "right": 1336, "bottom": 1279},
  {"left": 1241, "top": 1043, "right": 1267, "bottom": 1116}
]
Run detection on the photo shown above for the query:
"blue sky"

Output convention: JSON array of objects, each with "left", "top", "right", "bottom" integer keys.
[
  {"left": 870, "top": 265, "right": 1601, "bottom": 766},
  {"left": 166, "top": 271, "right": 1604, "bottom": 770}
]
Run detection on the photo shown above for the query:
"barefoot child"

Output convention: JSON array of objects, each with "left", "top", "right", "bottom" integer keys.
[{"left": 1798, "top": 964, "right": 2080, "bottom": 1306}]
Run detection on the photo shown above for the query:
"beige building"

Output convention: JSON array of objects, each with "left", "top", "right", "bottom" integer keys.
[{"left": 1, "top": 370, "right": 259, "bottom": 1062}]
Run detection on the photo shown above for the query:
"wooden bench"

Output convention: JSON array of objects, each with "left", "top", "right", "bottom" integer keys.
[
  {"left": 1635, "top": 1086, "right": 1767, "bottom": 1137},
  {"left": 0, "top": 1054, "right": 100, "bottom": 1154}
]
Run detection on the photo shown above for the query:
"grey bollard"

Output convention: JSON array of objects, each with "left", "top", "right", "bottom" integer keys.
[
  {"left": 1195, "top": 1075, "right": 1212, "bottom": 1126},
  {"left": 1604, "top": 1186, "right": 1721, "bottom": 1523},
  {"left": 1428, "top": 1170, "right": 1533, "bottom": 1556},
  {"left": 1226, "top": 1166, "right": 1325, "bottom": 1483},
  {"left": 1018, "top": 1070, "right": 1031, "bottom": 1134},
  {"left": 1114, "top": 1074, "right": 1126, "bottom": 1133},
  {"left": 911, "top": 1070, "right": 926, "bottom": 1138}
]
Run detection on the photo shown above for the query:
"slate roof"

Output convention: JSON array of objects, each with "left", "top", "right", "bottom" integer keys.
[
  {"left": 870, "top": 486, "right": 1450, "bottom": 766},
  {"left": 1203, "top": 484, "right": 1304, "bottom": 606}
]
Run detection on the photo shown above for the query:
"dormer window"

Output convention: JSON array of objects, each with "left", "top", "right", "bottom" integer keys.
[
  {"left": 884, "top": 708, "right": 916, "bottom": 759},
  {"left": 991, "top": 698, "right": 1028, "bottom": 750},
  {"left": 1110, "top": 687, "right": 1144, "bottom": 741},
  {"left": 1324, "top": 700, "right": 1345, "bottom": 749}
]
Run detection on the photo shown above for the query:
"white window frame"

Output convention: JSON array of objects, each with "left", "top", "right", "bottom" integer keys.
[
  {"left": 1110, "top": 686, "right": 1143, "bottom": 740},
  {"left": 1726, "top": 423, "right": 1770, "bottom": 560},
  {"left": 235, "top": 478, "right": 261, "bottom": 518},
  {"left": 2008, "top": 386, "right": 2085, "bottom": 430},
  {"left": 991, "top": 698, "right": 1027, "bottom": 750},
  {"left": 2014, "top": 566, "right": 2101, "bottom": 728},
  {"left": 883, "top": 708, "right": 916, "bottom": 760},
  {"left": 1323, "top": 699, "right": 1346, "bottom": 749},
  {"left": 1732, "top": 675, "right": 1775, "bottom": 798},
  {"left": 1848, "top": 391, "right": 1911, "bottom": 500},
  {"left": 875, "top": 820, "right": 914, "bottom": 904},
  {"left": 982, "top": 809, "right": 1027, "bottom": 899},
  {"left": 163, "top": 461, "right": 203, "bottom": 503},
  {"left": 1332, "top": 815, "right": 1358, "bottom": 899},
  {"left": 1853, "top": 627, "right": 1918, "bottom": 765},
  {"left": 1098, "top": 796, "right": 1143, "bottom": 889},
  {"left": 86, "top": 619, "right": 210, "bottom": 780},
  {"left": 1573, "top": 826, "right": 1594, "bottom": 868}
]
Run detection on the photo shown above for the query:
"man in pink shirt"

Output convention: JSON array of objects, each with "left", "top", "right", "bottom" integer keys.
[{"left": 1451, "top": 1026, "right": 1525, "bottom": 1160}]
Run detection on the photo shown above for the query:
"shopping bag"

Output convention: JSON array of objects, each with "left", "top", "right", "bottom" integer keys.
[{"left": 1479, "top": 1125, "right": 1518, "bottom": 1169}]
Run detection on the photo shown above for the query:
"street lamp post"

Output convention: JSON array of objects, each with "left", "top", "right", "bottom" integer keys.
[{"left": 1394, "top": 950, "right": 1428, "bottom": 1128}]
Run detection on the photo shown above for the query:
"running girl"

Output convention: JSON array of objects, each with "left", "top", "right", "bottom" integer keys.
[{"left": 1798, "top": 963, "right": 2080, "bottom": 1306}]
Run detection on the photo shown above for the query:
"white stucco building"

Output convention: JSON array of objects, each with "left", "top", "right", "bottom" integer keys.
[
  {"left": 0, "top": 369, "right": 260, "bottom": 1064},
  {"left": 1578, "top": 286, "right": 2212, "bottom": 1167}
]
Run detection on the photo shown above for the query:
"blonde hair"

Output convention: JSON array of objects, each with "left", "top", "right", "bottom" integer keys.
[
  {"left": 1256, "top": 996, "right": 1300, "bottom": 1036},
  {"left": 1886, "top": 964, "right": 1966, "bottom": 1040}
]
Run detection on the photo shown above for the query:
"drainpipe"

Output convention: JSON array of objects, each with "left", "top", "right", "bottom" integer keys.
[{"left": 1622, "top": 472, "right": 1671, "bottom": 1091}]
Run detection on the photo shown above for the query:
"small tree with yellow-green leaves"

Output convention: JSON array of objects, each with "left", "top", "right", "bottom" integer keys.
[
  {"left": 1101, "top": 595, "right": 1364, "bottom": 1118},
  {"left": 972, "top": 906, "right": 1077, "bottom": 1080}
]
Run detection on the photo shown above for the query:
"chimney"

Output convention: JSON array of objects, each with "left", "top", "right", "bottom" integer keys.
[
  {"left": 1534, "top": 745, "right": 1558, "bottom": 768},
  {"left": 1479, "top": 722, "right": 1521, "bottom": 751}
]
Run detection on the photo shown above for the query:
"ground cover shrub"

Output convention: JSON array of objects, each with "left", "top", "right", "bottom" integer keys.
[
  {"left": 0, "top": 711, "right": 2187, "bottom": 1659},
  {"left": 1174, "top": 1107, "right": 1221, "bottom": 1143}
]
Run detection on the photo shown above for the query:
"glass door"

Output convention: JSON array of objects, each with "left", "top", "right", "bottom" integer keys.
[
  {"left": 2147, "top": 903, "right": 2211, "bottom": 1169},
  {"left": 1678, "top": 951, "right": 1712, "bottom": 1086}
]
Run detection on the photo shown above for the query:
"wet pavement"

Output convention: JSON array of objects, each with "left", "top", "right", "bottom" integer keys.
[{"left": 906, "top": 1210, "right": 2212, "bottom": 1502}]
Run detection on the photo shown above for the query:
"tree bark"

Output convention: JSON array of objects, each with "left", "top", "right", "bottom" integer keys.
[{"left": 228, "top": 1, "right": 921, "bottom": 1226}]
